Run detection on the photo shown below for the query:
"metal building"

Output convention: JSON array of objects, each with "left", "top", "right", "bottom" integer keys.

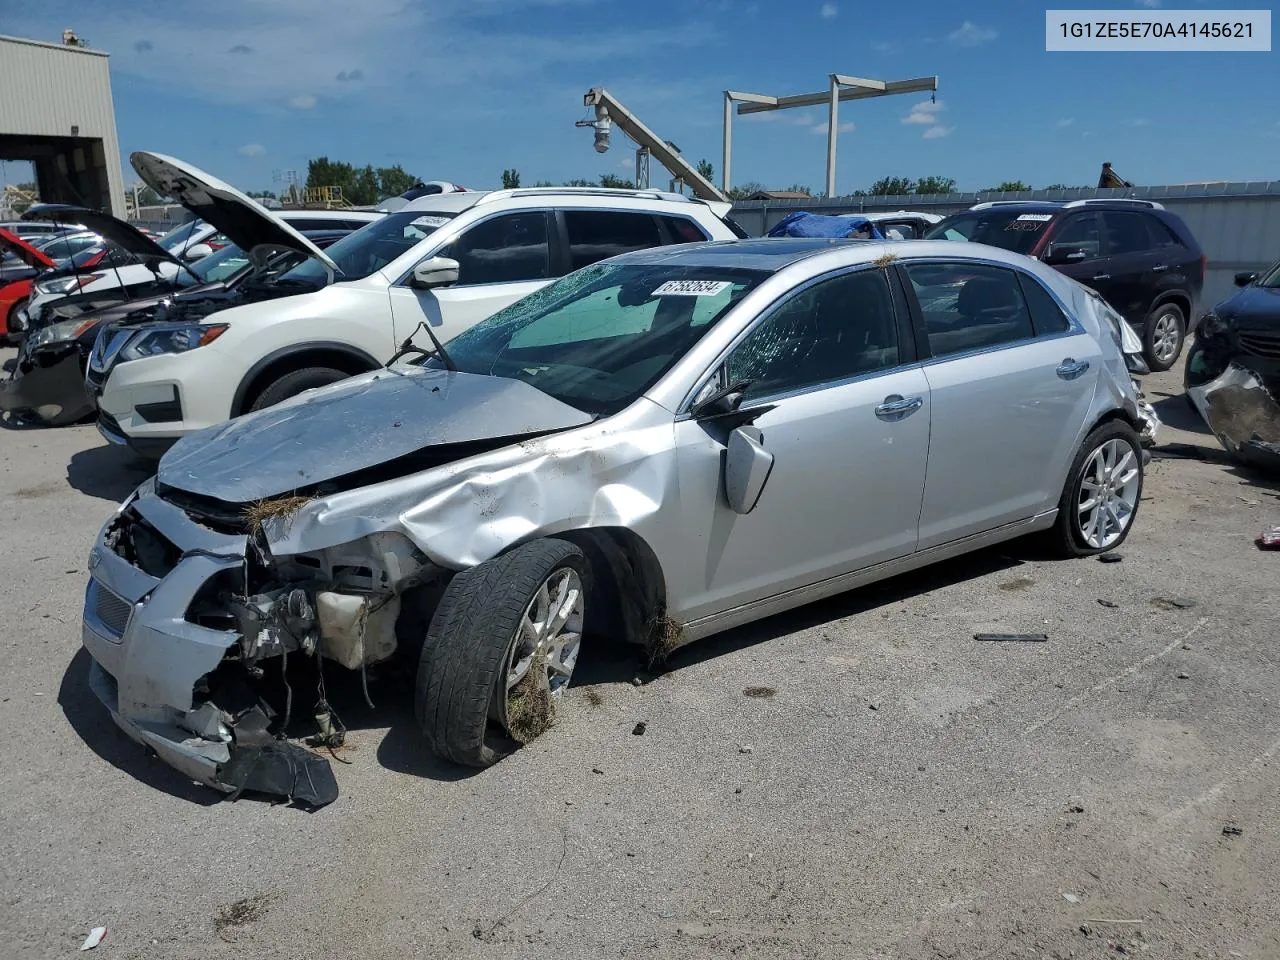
[{"left": 0, "top": 33, "right": 127, "bottom": 218}]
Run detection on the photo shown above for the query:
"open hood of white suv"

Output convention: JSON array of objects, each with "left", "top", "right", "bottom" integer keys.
[{"left": 130, "top": 152, "right": 339, "bottom": 273}]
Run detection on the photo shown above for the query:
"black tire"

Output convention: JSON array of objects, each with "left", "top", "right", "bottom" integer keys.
[
  {"left": 248, "top": 366, "right": 348, "bottom": 412},
  {"left": 1142, "top": 301, "right": 1185, "bottom": 372},
  {"left": 415, "top": 538, "right": 589, "bottom": 768},
  {"left": 1048, "top": 419, "right": 1144, "bottom": 559}
]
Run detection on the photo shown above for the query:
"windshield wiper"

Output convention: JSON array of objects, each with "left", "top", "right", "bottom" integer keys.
[{"left": 385, "top": 319, "right": 457, "bottom": 371}]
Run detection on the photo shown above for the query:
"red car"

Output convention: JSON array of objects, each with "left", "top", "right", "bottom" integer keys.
[{"left": 0, "top": 228, "right": 56, "bottom": 341}]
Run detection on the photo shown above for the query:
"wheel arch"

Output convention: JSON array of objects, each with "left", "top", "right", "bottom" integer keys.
[
  {"left": 232, "top": 341, "right": 381, "bottom": 416},
  {"left": 1150, "top": 289, "right": 1191, "bottom": 319}
]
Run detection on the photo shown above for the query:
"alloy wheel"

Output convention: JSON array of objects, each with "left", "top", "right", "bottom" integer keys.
[
  {"left": 505, "top": 567, "right": 584, "bottom": 707},
  {"left": 1076, "top": 438, "right": 1141, "bottom": 549},
  {"left": 1151, "top": 311, "right": 1181, "bottom": 365}
]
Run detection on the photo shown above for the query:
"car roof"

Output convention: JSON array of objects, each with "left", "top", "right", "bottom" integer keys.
[{"left": 609, "top": 237, "right": 1066, "bottom": 275}]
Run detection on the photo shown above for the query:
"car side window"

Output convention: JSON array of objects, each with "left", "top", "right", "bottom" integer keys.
[
  {"left": 1017, "top": 273, "right": 1072, "bottom": 335},
  {"left": 564, "top": 211, "right": 662, "bottom": 271},
  {"left": 441, "top": 212, "right": 550, "bottom": 286},
  {"left": 1049, "top": 214, "right": 1103, "bottom": 257},
  {"left": 658, "top": 215, "right": 710, "bottom": 244},
  {"left": 727, "top": 269, "right": 901, "bottom": 401},
  {"left": 905, "top": 262, "right": 1036, "bottom": 358},
  {"left": 1102, "top": 212, "right": 1151, "bottom": 256},
  {"left": 1144, "top": 216, "right": 1184, "bottom": 250}
]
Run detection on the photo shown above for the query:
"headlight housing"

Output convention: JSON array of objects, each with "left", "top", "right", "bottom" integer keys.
[
  {"left": 1197, "top": 312, "right": 1228, "bottom": 339},
  {"left": 36, "top": 273, "right": 102, "bottom": 296},
  {"left": 26, "top": 317, "right": 99, "bottom": 351},
  {"left": 118, "top": 322, "right": 229, "bottom": 362}
]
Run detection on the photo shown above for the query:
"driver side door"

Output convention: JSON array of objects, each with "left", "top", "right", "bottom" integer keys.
[
  {"left": 668, "top": 266, "right": 932, "bottom": 625},
  {"left": 388, "top": 210, "right": 556, "bottom": 346}
]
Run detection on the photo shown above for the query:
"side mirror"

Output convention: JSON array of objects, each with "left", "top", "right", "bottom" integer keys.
[
  {"left": 691, "top": 378, "right": 751, "bottom": 420},
  {"left": 410, "top": 256, "right": 460, "bottom": 289},
  {"left": 1044, "top": 242, "right": 1090, "bottom": 265},
  {"left": 182, "top": 242, "right": 213, "bottom": 262},
  {"left": 724, "top": 426, "right": 774, "bottom": 515},
  {"left": 1234, "top": 271, "right": 1259, "bottom": 288}
]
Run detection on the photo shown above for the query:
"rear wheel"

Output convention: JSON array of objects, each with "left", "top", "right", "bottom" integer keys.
[
  {"left": 415, "top": 539, "right": 588, "bottom": 768},
  {"left": 1143, "top": 302, "right": 1184, "bottom": 371},
  {"left": 248, "top": 366, "right": 348, "bottom": 412},
  {"left": 1048, "top": 420, "right": 1144, "bottom": 558}
]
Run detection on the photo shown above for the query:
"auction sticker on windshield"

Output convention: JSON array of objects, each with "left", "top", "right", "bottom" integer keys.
[
  {"left": 652, "top": 280, "right": 731, "bottom": 296},
  {"left": 412, "top": 216, "right": 451, "bottom": 228},
  {"left": 1016, "top": 214, "right": 1054, "bottom": 222}
]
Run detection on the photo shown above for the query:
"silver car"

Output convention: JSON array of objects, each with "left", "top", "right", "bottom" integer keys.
[{"left": 80, "top": 238, "right": 1145, "bottom": 800}]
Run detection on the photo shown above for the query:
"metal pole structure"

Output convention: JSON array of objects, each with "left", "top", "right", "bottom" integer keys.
[
  {"left": 722, "top": 91, "right": 733, "bottom": 193},
  {"left": 826, "top": 76, "right": 839, "bottom": 199},
  {"left": 728, "top": 75, "right": 938, "bottom": 199}
]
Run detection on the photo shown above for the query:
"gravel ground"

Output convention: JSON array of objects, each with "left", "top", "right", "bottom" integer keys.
[{"left": 1, "top": 352, "right": 1277, "bottom": 960}]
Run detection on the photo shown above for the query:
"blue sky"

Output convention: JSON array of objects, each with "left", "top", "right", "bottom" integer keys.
[{"left": 2, "top": 0, "right": 1278, "bottom": 196}]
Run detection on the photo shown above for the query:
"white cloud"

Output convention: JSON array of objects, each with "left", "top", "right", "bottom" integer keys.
[
  {"left": 948, "top": 20, "right": 997, "bottom": 46},
  {"left": 922, "top": 125, "right": 954, "bottom": 139},
  {"left": 821, "top": 2, "right": 838, "bottom": 18},
  {"left": 1057, "top": 117, "right": 1074, "bottom": 127},
  {"left": 238, "top": 143, "right": 266, "bottom": 157},
  {"left": 811, "top": 120, "right": 855, "bottom": 135},
  {"left": 902, "top": 99, "right": 943, "bottom": 125},
  {"left": 619, "top": 157, "right": 633, "bottom": 169},
  {"left": 1131, "top": 118, "right": 1149, "bottom": 127},
  {"left": 288, "top": 94, "right": 317, "bottom": 110}
]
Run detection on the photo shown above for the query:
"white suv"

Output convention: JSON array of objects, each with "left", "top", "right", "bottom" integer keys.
[{"left": 89, "top": 171, "right": 745, "bottom": 457}]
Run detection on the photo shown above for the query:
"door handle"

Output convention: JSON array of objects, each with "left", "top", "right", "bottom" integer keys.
[
  {"left": 1056, "top": 358, "right": 1090, "bottom": 380},
  {"left": 1091, "top": 273, "right": 1111, "bottom": 281},
  {"left": 1151, "top": 263, "right": 1168, "bottom": 272},
  {"left": 875, "top": 394, "right": 924, "bottom": 420}
]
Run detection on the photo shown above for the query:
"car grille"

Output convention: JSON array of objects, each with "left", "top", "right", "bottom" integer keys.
[
  {"left": 1238, "top": 332, "right": 1280, "bottom": 359},
  {"left": 92, "top": 582, "right": 134, "bottom": 637}
]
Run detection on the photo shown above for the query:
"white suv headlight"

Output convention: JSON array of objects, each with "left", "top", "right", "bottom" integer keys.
[
  {"left": 118, "top": 322, "right": 229, "bottom": 362},
  {"left": 36, "top": 273, "right": 102, "bottom": 296}
]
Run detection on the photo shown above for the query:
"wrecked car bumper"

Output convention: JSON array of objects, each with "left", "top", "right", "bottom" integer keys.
[
  {"left": 1187, "top": 362, "right": 1280, "bottom": 472},
  {"left": 81, "top": 492, "right": 246, "bottom": 790},
  {"left": 0, "top": 346, "right": 95, "bottom": 425}
]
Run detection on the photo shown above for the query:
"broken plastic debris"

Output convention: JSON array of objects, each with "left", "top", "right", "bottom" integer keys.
[
  {"left": 80, "top": 927, "right": 106, "bottom": 951},
  {"left": 1063, "top": 893, "right": 1081, "bottom": 904},
  {"left": 1258, "top": 526, "right": 1280, "bottom": 550},
  {"left": 1097, "top": 552, "right": 1124, "bottom": 564},
  {"left": 1223, "top": 825, "right": 1243, "bottom": 837},
  {"left": 631, "top": 722, "right": 647, "bottom": 736},
  {"left": 974, "top": 633, "right": 1048, "bottom": 643}
]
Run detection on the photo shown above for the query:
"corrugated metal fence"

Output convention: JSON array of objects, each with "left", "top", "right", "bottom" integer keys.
[{"left": 729, "top": 182, "right": 1280, "bottom": 310}]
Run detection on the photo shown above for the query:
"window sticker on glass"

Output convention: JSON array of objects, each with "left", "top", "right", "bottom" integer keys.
[
  {"left": 651, "top": 279, "right": 731, "bottom": 296},
  {"left": 1016, "top": 214, "right": 1054, "bottom": 222},
  {"left": 412, "top": 215, "right": 451, "bottom": 228}
]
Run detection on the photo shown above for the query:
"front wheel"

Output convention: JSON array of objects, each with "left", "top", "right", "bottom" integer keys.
[
  {"left": 1048, "top": 420, "right": 1144, "bottom": 558},
  {"left": 1143, "top": 302, "right": 1185, "bottom": 371},
  {"left": 248, "top": 366, "right": 348, "bottom": 412},
  {"left": 415, "top": 539, "right": 589, "bottom": 768},
  {"left": 4, "top": 297, "right": 28, "bottom": 342}
]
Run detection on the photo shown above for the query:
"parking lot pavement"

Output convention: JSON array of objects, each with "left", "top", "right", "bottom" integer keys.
[{"left": 1, "top": 349, "right": 1277, "bottom": 959}]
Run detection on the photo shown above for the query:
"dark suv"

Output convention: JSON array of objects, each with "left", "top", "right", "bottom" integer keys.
[{"left": 925, "top": 199, "right": 1205, "bottom": 370}]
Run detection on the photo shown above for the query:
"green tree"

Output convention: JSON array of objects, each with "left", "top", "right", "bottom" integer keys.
[
  {"left": 781, "top": 183, "right": 811, "bottom": 196},
  {"left": 598, "top": 174, "right": 635, "bottom": 189},
  {"left": 531, "top": 180, "right": 556, "bottom": 187},
  {"left": 376, "top": 164, "right": 419, "bottom": 197},
  {"left": 914, "top": 176, "right": 957, "bottom": 195},
  {"left": 983, "top": 181, "right": 1031, "bottom": 192},
  {"left": 1040, "top": 183, "right": 1084, "bottom": 191},
  {"left": 726, "top": 181, "right": 768, "bottom": 200},
  {"left": 563, "top": 178, "right": 594, "bottom": 187},
  {"left": 696, "top": 158, "right": 714, "bottom": 182},
  {"left": 868, "top": 176, "right": 915, "bottom": 196},
  {"left": 501, "top": 169, "right": 521, "bottom": 189}
]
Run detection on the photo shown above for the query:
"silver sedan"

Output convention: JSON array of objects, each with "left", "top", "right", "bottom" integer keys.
[{"left": 81, "top": 238, "right": 1145, "bottom": 796}]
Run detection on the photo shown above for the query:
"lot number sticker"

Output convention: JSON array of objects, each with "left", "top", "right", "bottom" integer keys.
[
  {"left": 412, "top": 215, "right": 451, "bottom": 228},
  {"left": 1015, "top": 213, "right": 1054, "bottom": 222},
  {"left": 652, "top": 280, "right": 731, "bottom": 296}
]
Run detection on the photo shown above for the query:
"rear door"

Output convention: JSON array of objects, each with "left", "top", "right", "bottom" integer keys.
[
  {"left": 557, "top": 209, "right": 668, "bottom": 272},
  {"left": 388, "top": 209, "right": 555, "bottom": 344},
  {"left": 901, "top": 259, "right": 1102, "bottom": 549},
  {"left": 1098, "top": 211, "right": 1160, "bottom": 323}
]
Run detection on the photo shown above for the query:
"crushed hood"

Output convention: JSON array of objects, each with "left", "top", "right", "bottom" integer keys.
[
  {"left": 157, "top": 367, "right": 594, "bottom": 503},
  {"left": 131, "top": 152, "right": 338, "bottom": 272},
  {"left": 0, "top": 227, "right": 55, "bottom": 270},
  {"left": 23, "top": 204, "right": 176, "bottom": 264}
]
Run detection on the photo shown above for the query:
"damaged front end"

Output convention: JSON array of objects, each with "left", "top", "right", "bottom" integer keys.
[
  {"left": 1187, "top": 362, "right": 1280, "bottom": 472},
  {"left": 0, "top": 322, "right": 97, "bottom": 426},
  {"left": 82, "top": 480, "right": 446, "bottom": 807}
]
